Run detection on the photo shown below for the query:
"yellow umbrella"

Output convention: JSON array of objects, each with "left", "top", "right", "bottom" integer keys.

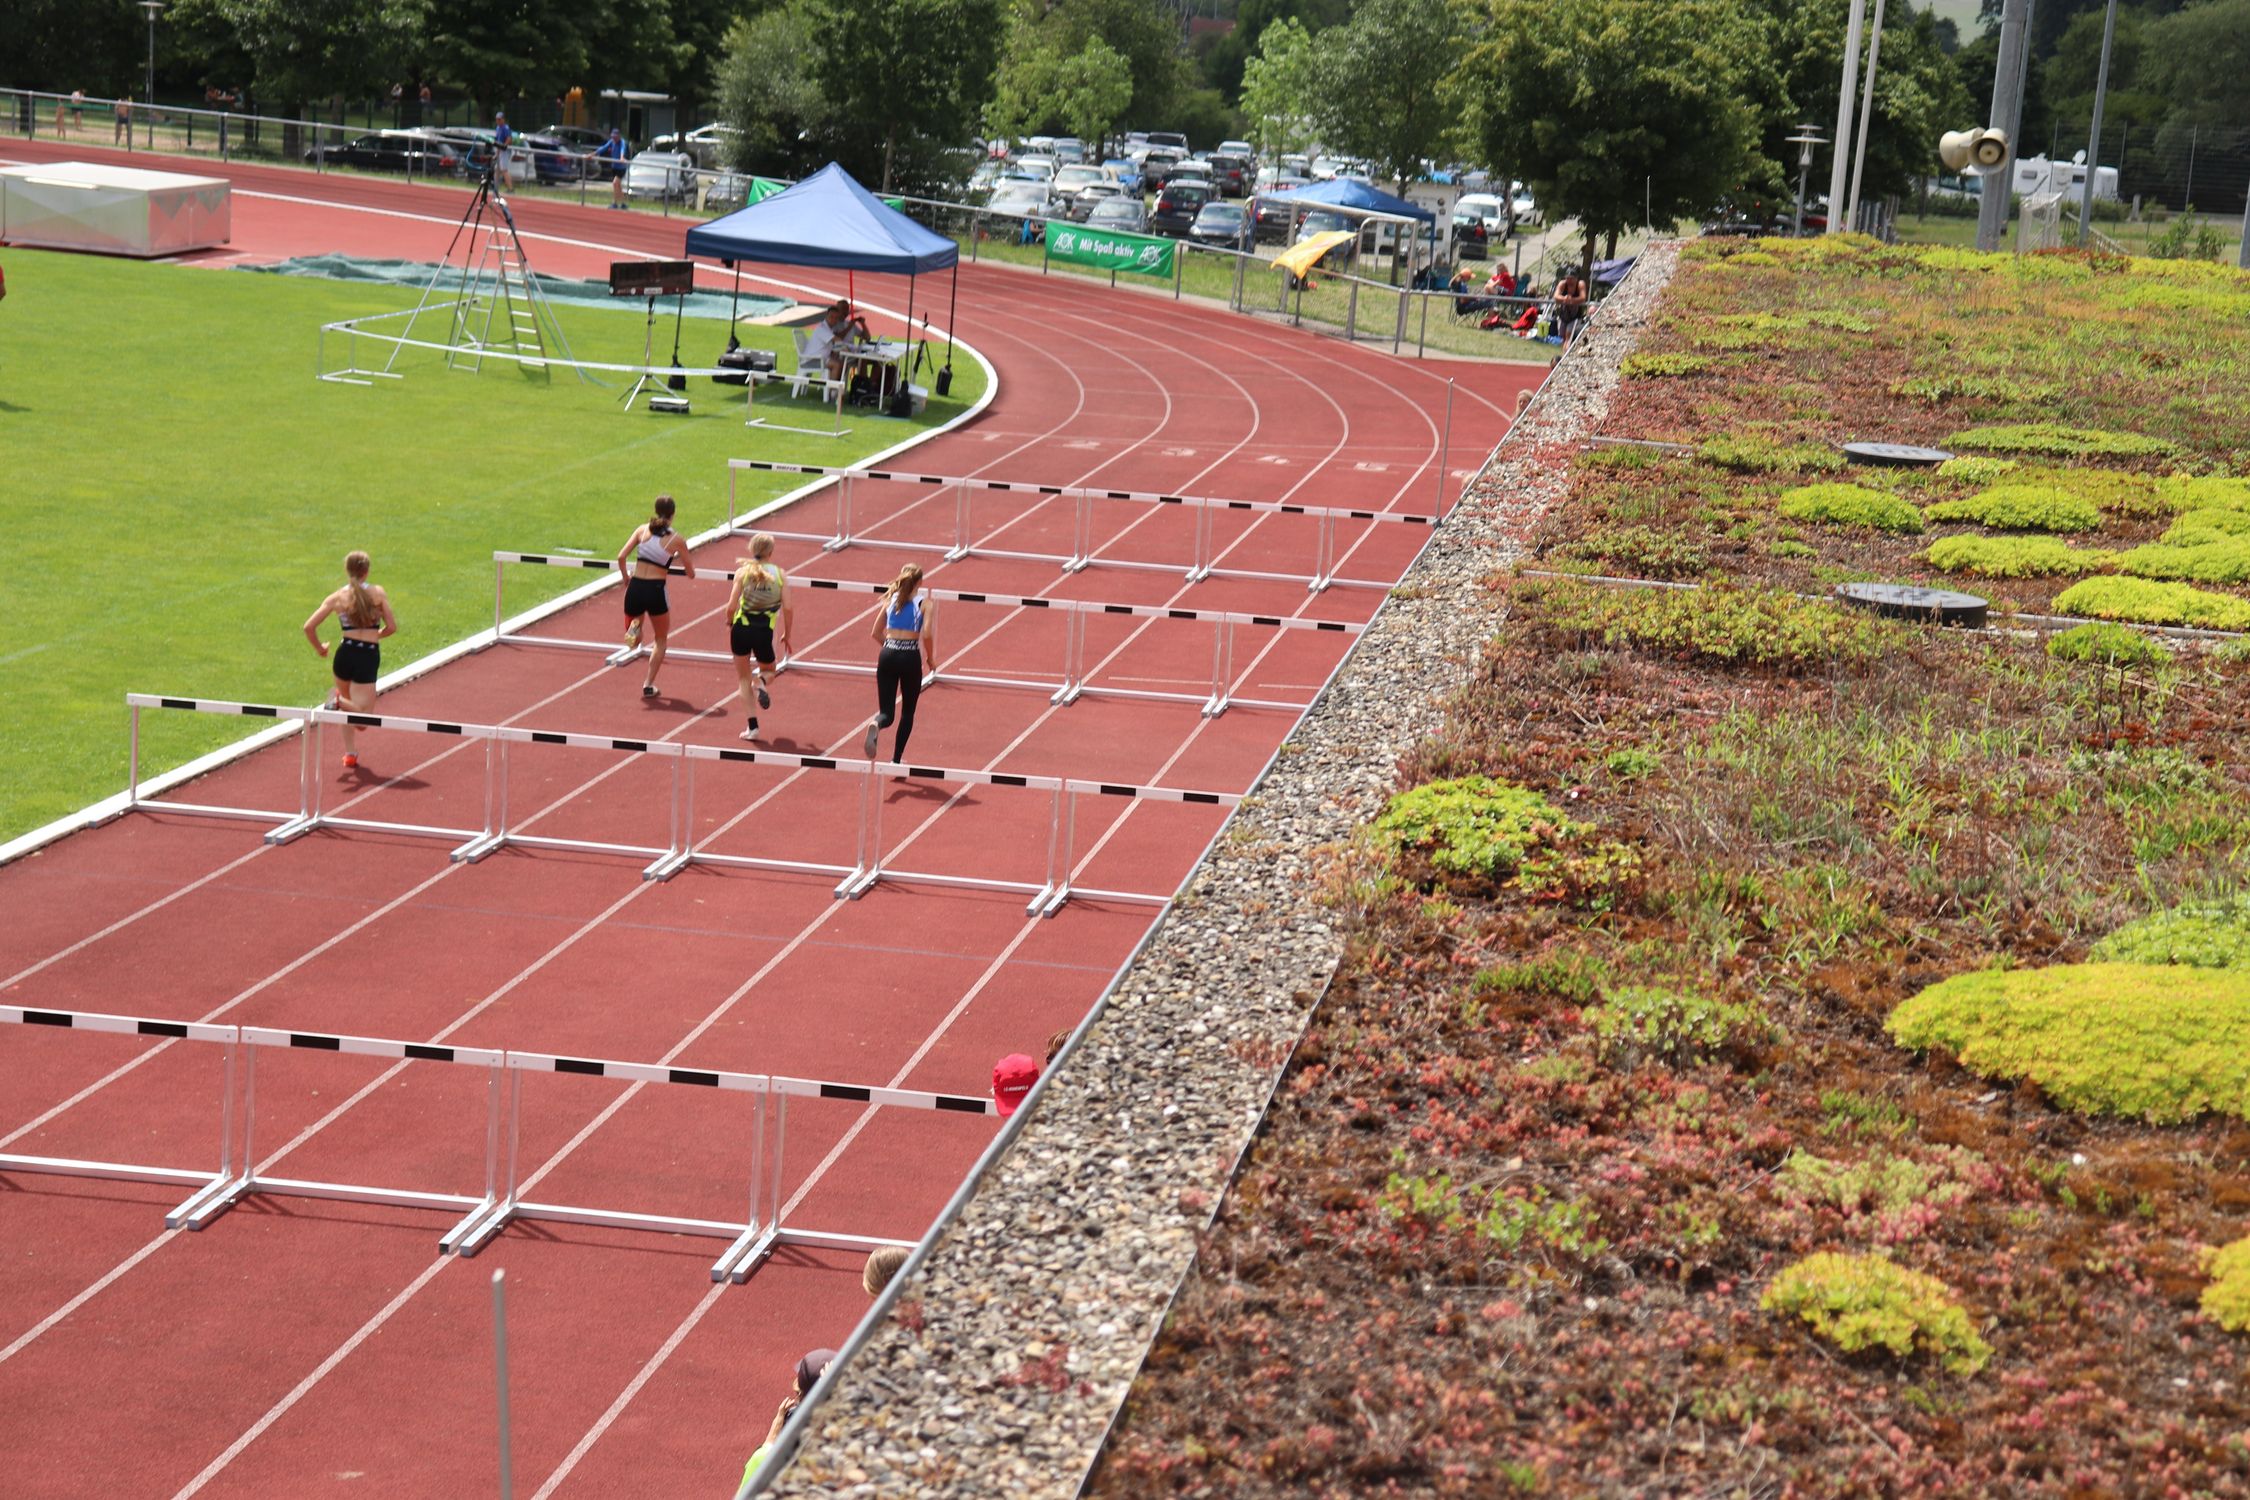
[{"left": 1272, "top": 230, "right": 1355, "bottom": 280}]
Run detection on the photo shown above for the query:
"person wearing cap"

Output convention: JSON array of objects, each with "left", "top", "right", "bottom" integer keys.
[
  {"left": 595, "top": 126, "right": 628, "bottom": 209},
  {"left": 992, "top": 1053, "right": 1040, "bottom": 1118},
  {"left": 490, "top": 110, "right": 513, "bottom": 189},
  {"left": 741, "top": 1348, "right": 836, "bottom": 1486}
]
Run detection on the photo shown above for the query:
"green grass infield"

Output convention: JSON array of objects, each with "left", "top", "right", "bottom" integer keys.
[{"left": 0, "top": 247, "right": 990, "bottom": 840}]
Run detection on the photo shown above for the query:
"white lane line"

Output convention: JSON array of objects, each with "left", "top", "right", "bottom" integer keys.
[
  {"left": 170, "top": 1258, "right": 453, "bottom": 1500},
  {"left": 0, "top": 1229, "right": 178, "bottom": 1367}
]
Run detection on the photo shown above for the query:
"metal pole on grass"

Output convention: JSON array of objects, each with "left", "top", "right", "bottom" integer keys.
[
  {"left": 1826, "top": 0, "right": 1867, "bottom": 234},
  {"left": 493, "top": 1268, "right": 515, "bottom": 1498},
  {"left": 1977, "top": 0, "right": 2032, "bottom": 252},
  {"left": 2079, "top": 0, "right": 2120, "bottom": 244},
  {"left": 1846, "top": 0, "right": 1889, "bottom": 230},
  {"left": 1433, "top": 379, "right": 1454, "bottom": 519}
]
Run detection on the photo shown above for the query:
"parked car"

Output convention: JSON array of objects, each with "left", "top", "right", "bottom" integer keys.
[
  {"left": 303, "top": 129, "right": 464, "bottom": 176},
  {"left": 1295, "top": 210, "right": 1359, "bottom": 266},
  {"left": 1011, "top": 154, "right": 1057, "bottom": 181},
  {"left": 1188, "top": 200, "right": 1252, "bottom": 249},
  {"left": 520, "top": 131, "right": 586, "bottom": 184},
  {"left": 624, "top": 149, "right": 693, "bottom": 200},
  {"left": 1052, "top": 137, "right": 1085, "bottom": 163},
  {"left": 705, "top": 171, "right": 751, "bottom": 207},
  {"left": 1217, "top": 139, "right": 1255, "bottom": 162},
  {"left": 1146, "top": 130, "right": 1189, "bottom": 152},
  {"left": 969, "top": 159, "right": 1010, "bottom": 198},
  {"left": 1151, "top": 181, "right": 1213, "bottom": 236},
  {"left": 985, "top": 178, "right": 1058, "bottom": 238},
  {"left": 433, "top": 128, "right": 537, "bottom": 184},
  {"left": 1509, "top": 181, "right": 1542, "bottom": 228},
  {"left": 1101, "top": 156, "right": 1143, "bottom": 194},
  {"left": 651, "top": 122, "right": 741, "bottom": 170},
  {"left": 1454, "top": 192, "right": 1514, "bottom": 242},
  {"left": 1204, "top": 154, "right": 1251, "bottom": 198},
  {"left": 1086, "top": 196, "right": 1150, "bottom": 234},
  {"left": 1052, "top": 162, "right": 1116, "bottom": 215},
  {"left": 1068, "top": 182, "right": 1127, "bottom": 221},
  {"left": 1252, "top": 182, "right": 1311, "bottom": 242}
]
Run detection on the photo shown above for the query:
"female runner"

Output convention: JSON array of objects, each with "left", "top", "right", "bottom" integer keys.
[
  {"left": 726, "top": 532, "right": 792, "bottom": 741},
  {"left": 302, "top": 550, "right": 397, "bottom": 770},
  {"left": 616, "top": 494, "right": 695, "bottom": 698},
  {"left": 864, "top": 563, "right": 937, "bottom": 762}
]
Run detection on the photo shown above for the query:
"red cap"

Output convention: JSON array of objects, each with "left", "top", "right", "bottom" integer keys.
[{"left": 992, "top": 1053, "right": 1041, "bottom": 1117}]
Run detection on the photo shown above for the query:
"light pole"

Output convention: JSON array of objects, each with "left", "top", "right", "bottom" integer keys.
[
  {"left": 1825, "top": 0, "right": 1868, "bottom": 235},
  {"left": 2078, "top": 0, "right": 2119, "bottom": 245},
  {"left": 139, "top": 2, "right": 164, "bottom": 112},
  {"left": 1846, "top": 0, "right": 1890, "bottom": 232},
  {"left": 1976, "top": 0, "right": 2031, "bottom": 252},
  {"left": 1788, "top": 127, "right": 1828, "bottom": 236}
]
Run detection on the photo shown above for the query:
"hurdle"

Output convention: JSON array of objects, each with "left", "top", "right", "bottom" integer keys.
[
  {"left": 489, "top": 552, "right": 1365, "bottom": 716},
  {"left": 0, "top": 1006, "right": 990, "bottom": 1283},
  {"left": 123, "top": 696, "right": 1238, "bottom": 913},
  {"left": 725, "top": 459, "right": 1438, "bottom": 593}
]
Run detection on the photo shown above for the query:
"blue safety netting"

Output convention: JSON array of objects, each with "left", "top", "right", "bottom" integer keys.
[
  {"left": 241, "top": 254, "right": 787, "bottom": 321},
  {"left": 685, "top": 162, "right": 957, "bottom": 275}
]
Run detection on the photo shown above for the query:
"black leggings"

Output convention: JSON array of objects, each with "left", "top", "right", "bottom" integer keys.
[{"left": 877, "top": 645, "right": 921, "bottom": 761}]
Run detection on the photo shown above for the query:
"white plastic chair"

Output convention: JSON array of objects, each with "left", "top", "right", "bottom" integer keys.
[{"left": 787, "top": 329, "right": 844, "bottom": 402}]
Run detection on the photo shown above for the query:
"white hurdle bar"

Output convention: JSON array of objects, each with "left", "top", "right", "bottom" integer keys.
[
  {"left": 0, "top": 1006, "right": 982, "bottom": 1283},
  {"left": 0, "top": 1006, "right": 243, "bottom": 1218},
  {"left": 123, "top": 697, "right": 1237, "bottom": 914},
  {"left": 488, "top": 552, "right": 1365, "bottom": 717},
  {"left": 726, "top": 458, "right": 1436, "bottom": 593}
]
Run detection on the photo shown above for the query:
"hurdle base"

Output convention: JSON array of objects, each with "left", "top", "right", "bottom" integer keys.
[
  {"left": 1049, "top": 683, "right": 1084, "bottom": 707},
  {"left": 443, "top": 1195, "right": 515, "bottom": 1258},
  {"left": 0, "top": 1152, "right": 220, "bottom": 1191},
  {"left": 644, "top": 850, "right": 690, "bottom": 882},
  {"left": 167, "top": 1170, "right": 253, "bottom": 1230},
  {"left": 835, "top": 867, "right": 880, "bottom": 901},
  {"left": 1027, "top": 883, "right": 1070, "bottom": 919},
  {"left": 712, "top": 1224, "right": 780, "bottom": 1284},
  {"left": 1200, "top": 695, "right": 1229, "bottom": 719},
  {"left": 265, "top": 815, "right": 318, "bottom": 845},
  {"left": 605, "top": 644, "right": 643, "bottom": 668},
  {"left": 453, "top": 831, "right": 507, "bottom": 864},
  {"left": 744, "top": 418, "right": 852, "bottom": 440}
]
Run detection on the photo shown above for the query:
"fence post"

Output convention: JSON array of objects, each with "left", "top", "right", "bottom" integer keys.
[
  {"left": 1346, "top": 280, "right": 1359, "bottom": 342},
  {"left": 1175, "top": 246, "right": 1183, "bottom": 300}
]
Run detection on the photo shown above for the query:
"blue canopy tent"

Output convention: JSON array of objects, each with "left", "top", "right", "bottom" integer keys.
[
  {"left": 1254, "top": 177, "right": 1437, "bottom": 285},
  {"left": 686, "top": 162, "right": 963, "bottom": 390}
]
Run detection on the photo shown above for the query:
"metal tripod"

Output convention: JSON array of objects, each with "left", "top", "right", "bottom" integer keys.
[{"left": 380, "top": 169, "right": 600, "bottom": 386}]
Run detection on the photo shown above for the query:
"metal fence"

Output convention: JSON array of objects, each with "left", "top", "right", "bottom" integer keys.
[{"left": 2033, "top": 118, "right": 2250, "bottom": 217}]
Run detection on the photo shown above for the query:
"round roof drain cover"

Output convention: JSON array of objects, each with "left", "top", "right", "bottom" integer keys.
[
  {"left": 1841, "top": 441, "right": 1953, "bottom": 468},
  {"left": 1835, "top": 582, "right": 1988, "bottom": 629}
]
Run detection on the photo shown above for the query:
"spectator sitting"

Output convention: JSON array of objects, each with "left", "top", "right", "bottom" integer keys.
[
  {"left": 1485, "top": 264, "right": 1518, "bottom": 298},
  {"left": 799, "top": 300, "right": 870, "bottom": 380},
  {"left": 862, "top": 1246, "right": 909, "bottom": 1298},
  {"left": 741, "top": 1348, "right": 837, "bottom": 1487},
  {"left": 992, "top": 1053, "right": 1040, "bottom": 1118},
  {"left": 1553, "top": 270, "right": 1590, "bottom": 344},
  {"left": 1044, "top": 1028, "right": 1071, "bottom": 1065}
]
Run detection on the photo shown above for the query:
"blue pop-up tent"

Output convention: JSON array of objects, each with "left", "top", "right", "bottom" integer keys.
[
  {"left": 686, "top": 161, "right": 961, "bottom": 383},
  {"left": 1255, "top": 177, "right": 1434, "bottom": 223}
]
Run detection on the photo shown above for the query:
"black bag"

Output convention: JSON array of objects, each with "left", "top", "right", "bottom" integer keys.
[{"left": 713, "top": 340, "right": 776, "bottom": 386}]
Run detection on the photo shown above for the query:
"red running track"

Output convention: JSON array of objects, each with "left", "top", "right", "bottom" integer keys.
[{"left": 0, "top": 145, "right": 1533, "bottom": 1498}]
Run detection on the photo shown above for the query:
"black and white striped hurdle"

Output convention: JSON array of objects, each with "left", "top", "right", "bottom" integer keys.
[
  {"left": 725, "top": 458, "right": 1432, "bottom": 594},
  {"left": 487, "top": 551, "right": 1364, "bottom": 717},
  {"left": 0, "top": 1006, "right": 976, "bottom": 1283},
  {"left": 124, "top": 695, "right": 1240, "bottom": 914}
]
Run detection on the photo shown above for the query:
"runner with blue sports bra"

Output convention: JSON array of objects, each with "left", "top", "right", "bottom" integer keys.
[
  {"left": 302, "top": 550, "right": 397, "bottom": 771},
  {"left": 616, "top": 494, "right": 695, "bottom": 699},
  {"left": 864, "top": 563, "right": 937, "bottom": 762},
  {"left": 727, "top": 532, "right": 793, "bottom": 742}
]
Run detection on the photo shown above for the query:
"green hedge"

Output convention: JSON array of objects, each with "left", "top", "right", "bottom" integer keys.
[
  {"left": 1925, "top": 485, "right": 2104, "bottom": 533},
  {"left": 1887, "top": 961, "right": 2250, "bottom": 1123},
  {"left": 1778, "top": 483, "right": 1924, "bottom": 535},
  {"left": 1924, "top": 535, "right": 2110, "bottom": 578},
  {"left": 2054, "top": 577, "right": 2250, "bottom": 631}
]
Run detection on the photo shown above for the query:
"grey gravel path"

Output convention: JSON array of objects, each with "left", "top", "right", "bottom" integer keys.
[{"left": 760, "top": 241, "right": 1685, "bottom": 1500}]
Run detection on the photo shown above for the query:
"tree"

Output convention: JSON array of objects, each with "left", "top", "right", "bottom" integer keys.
[
  {"left": 1197, "top": 0, "right": 1351, "bottom": 104},
  {"left": 173, "top": 0, "right": 426, "bottom": 110},
  {"left": 1239, "top": 17, "right": 1319, "bottom": 159},
  {"left": 1469, "top": 0, "right": 1770, "bottom": 271},
  {"left": 990, "top": 34, "right": 1134, "bottom": 150},
  {"left": 1037, "top": 0, "right": 1189, "bottom": 133},
  {"left": 1308, "top": 0, "right": 1470, "bottom": 188},
  {"left": 809, "top": 0, "right": 1001, "bottom": 190},
  {"left": 716, "top": 0, "right": 827, "bottom": 176},
  {"left": 422, "top": 0, "right": 587, "bottom": 110}
]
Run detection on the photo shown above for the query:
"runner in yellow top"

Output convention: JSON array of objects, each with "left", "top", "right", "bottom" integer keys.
[{"left": 726, "top": 533, "right": 792, "bottom": 742}]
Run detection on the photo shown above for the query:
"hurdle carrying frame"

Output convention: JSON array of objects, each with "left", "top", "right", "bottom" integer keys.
[
  {"left": 487, "top": 552, "right": 1366, "bottom": 717},
  {"left": 0, "top": 1005, "right": 992, "bottom": 1283},
  {"left": 121, "top": 696, "right": 1240, "bottom": 915},
  {"left": 725, "top": 459, "right": 1439, "bottom": 594}
]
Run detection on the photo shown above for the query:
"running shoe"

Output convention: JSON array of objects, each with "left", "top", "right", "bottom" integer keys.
[
  {"left": 862, "top": 721, "right": 881, "bottom": 757},
  {"left": 624, "top": 621, "right": 642, "bottom": 650},
  {"left": 740, "top": 726, "right": 759, "bottom": 743},
  {"left": 756, "top": 681, "right": 771, "bottom": 710},
  {"left": 342, "top": 753, "right": 359, "bottom": 770},
  {"left": 642, "top": 684, "right": 659, "bottom": 699}
]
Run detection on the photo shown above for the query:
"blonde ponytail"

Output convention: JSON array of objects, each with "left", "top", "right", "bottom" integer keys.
[{"left": 344, "top": 551, "right": 378, "bottom": 628}]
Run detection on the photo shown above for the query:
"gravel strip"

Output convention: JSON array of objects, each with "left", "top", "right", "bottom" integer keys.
[{"left": 763, "top": 241, "right": 1684, "bottom": 1499}]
